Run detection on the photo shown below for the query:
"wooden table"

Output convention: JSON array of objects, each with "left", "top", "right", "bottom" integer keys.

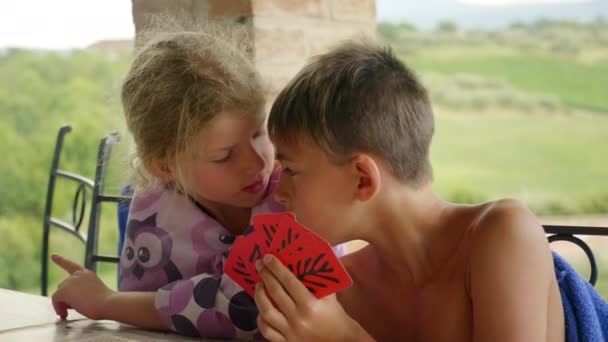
[{"left": 0, "top": 288, "right": 204, "bottom": 341}]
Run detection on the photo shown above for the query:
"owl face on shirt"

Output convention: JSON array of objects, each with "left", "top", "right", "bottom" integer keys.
[{"left": 119, "top": 214, "right": 182, "bottom": 291}]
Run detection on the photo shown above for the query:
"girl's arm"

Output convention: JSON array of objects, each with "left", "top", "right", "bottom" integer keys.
[
  {"left": 51, "top": 254, "right": 166, "bottom": 330},
  {"left": 52, "top": 254, "right": 260, "bottom": 339},
  {"left": 102, "top": 291, "right": 164, "bottom": 329}
]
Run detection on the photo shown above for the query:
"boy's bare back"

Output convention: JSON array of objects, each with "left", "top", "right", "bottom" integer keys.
[{"left": 338, "top": 199, "right": 565, "bottom": 341}]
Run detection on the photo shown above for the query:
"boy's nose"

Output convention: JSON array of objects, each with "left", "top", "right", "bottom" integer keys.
[{"left": 273, "top": 175, "right": 290, "bottom": 209}]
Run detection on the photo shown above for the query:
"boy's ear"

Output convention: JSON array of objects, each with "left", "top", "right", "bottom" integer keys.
[
  {"left": 350, "top": 154, "right": 380, "bottom": 202},
  {"left": 145, "top": 159, "right": 174, "bottom": 182}
]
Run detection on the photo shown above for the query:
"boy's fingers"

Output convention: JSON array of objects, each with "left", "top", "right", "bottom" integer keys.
[
  {"left": 254, "top": 283, "right": 290, "bottom": 329},
  {"left": 51, "top": 254, "right": 83, "bottom": 275},
  {"left": 256, "top": 266, "right": 296, "bottom": 318},
  {"left": 262, "top": 254, "right": 311, "bottom": 305},
  {"left": 257, "top": 314, "right": 286, "bottom": 342}
]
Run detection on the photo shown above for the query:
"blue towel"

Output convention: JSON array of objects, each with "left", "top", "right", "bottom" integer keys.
[{"left": 553, "top": 251, "right": 608, "bottom": 342}]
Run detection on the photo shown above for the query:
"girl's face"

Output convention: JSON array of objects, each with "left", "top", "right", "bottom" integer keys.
[{"left": 178, "top": 111, "right": 275, "bottom": 210}]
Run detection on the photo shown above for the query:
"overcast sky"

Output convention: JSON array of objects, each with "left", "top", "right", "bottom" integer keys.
[{"left": 0, "top": 0, "right": 596, "bottom": 49}]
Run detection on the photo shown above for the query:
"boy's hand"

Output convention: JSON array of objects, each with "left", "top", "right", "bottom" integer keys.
[
  {"left": 254, "top": 254, "right": 368, "bottom": 342},
  {"left": 51, "top": 254, "right": 114, "bottom": 321}
]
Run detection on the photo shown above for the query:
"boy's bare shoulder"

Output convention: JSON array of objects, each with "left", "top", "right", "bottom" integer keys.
[
  {"left": 468, "top": 198, "right": 548, "bottom": 258},
  {"left": 472, "top": 197, "right": 542, "bottom": 232}
]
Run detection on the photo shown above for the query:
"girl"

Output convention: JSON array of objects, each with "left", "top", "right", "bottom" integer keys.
[{"left": 51, "top": 30, "right": 344, "bottom": 340}]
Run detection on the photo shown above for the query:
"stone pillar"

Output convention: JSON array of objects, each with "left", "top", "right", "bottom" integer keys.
[{"left": 132, "top": 0, "right": 376, "bottom": 100}]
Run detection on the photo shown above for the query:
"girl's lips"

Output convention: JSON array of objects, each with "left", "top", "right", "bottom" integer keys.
[{"left": 242, "top": 178, "right": 264, "bottom": 194}]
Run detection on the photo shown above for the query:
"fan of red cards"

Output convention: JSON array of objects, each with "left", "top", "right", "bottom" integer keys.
[{"left": 224, "top": 213, "right": 352, "bottom": 299}]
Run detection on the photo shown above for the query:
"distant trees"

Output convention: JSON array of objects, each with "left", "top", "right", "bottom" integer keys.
[
  {"left": 378, "top": 17, "right": 608, "bottom": 55},
  {"left": 0, "top": 48, "right": 130, "bottom": 291},
  {"left": 0, "top": 48, "right": 130, "bottom": 217}
]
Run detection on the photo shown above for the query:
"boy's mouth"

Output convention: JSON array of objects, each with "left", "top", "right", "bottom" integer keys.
[{"left": 242, "top": 177, "right": 264, "bottom": 194}]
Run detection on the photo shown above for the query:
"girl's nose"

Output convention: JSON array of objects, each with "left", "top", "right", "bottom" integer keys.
[{"left": 247, "top": 144, "right": 266, "bottom": 173}]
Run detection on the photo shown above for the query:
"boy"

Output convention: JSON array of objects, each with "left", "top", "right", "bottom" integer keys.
[{"left": 253, "top": 41, "right": 565, "bottom": 341}]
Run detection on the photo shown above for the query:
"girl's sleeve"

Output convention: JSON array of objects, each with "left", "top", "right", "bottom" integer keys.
[{"left": 154, "top": 256, "right": 261, "bottom": 340}]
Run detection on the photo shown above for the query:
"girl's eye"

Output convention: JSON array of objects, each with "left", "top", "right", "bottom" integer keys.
[{"left": 213, "top": 151, "right": 232, "bottom": 163}]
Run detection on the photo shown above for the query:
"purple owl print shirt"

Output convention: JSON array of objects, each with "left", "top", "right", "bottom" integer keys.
[{"left": 118, "top": 170, "right": 347, "bottom": 339}]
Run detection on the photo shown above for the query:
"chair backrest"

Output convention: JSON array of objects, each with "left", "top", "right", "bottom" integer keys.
[
  {"left": 544, "top": 225, "right": 608, "bottom": 286},
  {"left": 41, "top": 125, "right": 131, "bottom": 296}
]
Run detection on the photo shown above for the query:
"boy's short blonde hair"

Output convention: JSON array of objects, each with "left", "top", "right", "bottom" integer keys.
[
  {"left": 269, "top": 41, "right": 434, "bottom": 187},
  {"left": 122, "top": 29, "right": 265, "bottom": 191}
]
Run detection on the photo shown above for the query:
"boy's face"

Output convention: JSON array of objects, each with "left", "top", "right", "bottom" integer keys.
[{"left": 273, "top": 140, "right": 356, "bottom": 245}]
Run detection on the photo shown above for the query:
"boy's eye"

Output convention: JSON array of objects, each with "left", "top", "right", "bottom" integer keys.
[{"left": 282, "top": 167, "right": 297, "bottom": 176}]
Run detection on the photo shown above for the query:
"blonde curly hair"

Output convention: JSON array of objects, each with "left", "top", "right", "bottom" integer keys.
[{"left": 122, "top": 25, "right": 265, "bottom": 192}]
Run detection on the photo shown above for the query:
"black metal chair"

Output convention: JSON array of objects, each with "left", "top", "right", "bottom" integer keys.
[
  {"left": 41, "top": 125, "right": 131, "bottom": 296},
  {"left": 544, "top": 225, "right": 608, "bottom": 286}
]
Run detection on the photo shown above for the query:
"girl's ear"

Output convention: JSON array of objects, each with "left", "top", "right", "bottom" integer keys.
[
  {"left": 350, "top": 154, "right": 380, "bottom": 202},
  {"left": 145, "top": 159, "right": 175, "bottom": 182}
]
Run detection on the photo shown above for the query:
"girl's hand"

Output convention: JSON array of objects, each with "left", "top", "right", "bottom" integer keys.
[
  {"left": 254, "top": 254, "right": 371, "bottom": 342},
  {"left": 51, "top": 254, "right": 114, "bottom": 320}
]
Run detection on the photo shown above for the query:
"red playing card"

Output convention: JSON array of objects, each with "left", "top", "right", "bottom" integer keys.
[
  {"left": 237, "top": 214, "right": 297, "bottom": 263},
  {"left": 251, "top": 213, "right": 290, "bottom": 252},
  {"left": 270, "top": 215, "right": 352, "bottom": 299},
  {"left": 277, "top": 237, "right": 352, "bottom": 299},
  {"left": 267, "top": 214, "right": 317, "bottom": 255},
  {"left": 225, "top": 212, "right": 352, "bottom": 299},
  {"left": 224, "top": 214, "right": 295, "bottom": 296},
  {"left": 224, "top": 235, "right": 262, "bottom": 297}
]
